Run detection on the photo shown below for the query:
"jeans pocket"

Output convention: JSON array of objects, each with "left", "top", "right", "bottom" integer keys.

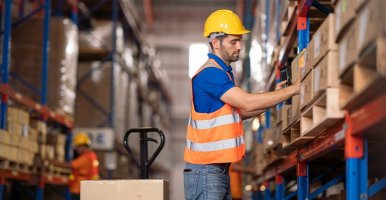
[
  {"left": 184, "top": 169, "right": 198, "bottom": 200},
  {"left": 206, "top": 165, "right": 227, "bottom": 175}
]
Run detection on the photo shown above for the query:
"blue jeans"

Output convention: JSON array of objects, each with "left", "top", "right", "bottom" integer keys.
[{"left": 184, "top": 162, "right": 231, "bottom": 200}]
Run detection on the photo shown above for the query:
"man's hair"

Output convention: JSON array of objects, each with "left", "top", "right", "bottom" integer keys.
[{"left": 208, "top": 34, "right": 227, "bottom": 50}]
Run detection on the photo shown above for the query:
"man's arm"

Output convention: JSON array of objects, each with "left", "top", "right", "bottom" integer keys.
[
  {"left": 240, "top": 109, "right": 264, "bottom": 120},
  {"left": 50, "top": 160, "right": 72, "bottom": 169},
  {"left": 221, "top": 79, "right": 300, "bottom": 112}
]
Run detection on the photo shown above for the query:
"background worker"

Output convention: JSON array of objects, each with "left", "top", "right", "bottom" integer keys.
[
  {"left": 50, "top": 133, "right": 100, "bottom": 200},
  {"left": 183, "top": 9, "right": 300, "bottom": 200}
]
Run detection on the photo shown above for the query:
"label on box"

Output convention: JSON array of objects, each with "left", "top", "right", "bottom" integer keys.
[
  {"left": 314, "top": 66, "right": 321, "bottom": 94},
  {"left": 358, "top": 8, "right": 368, "bottom": 49},
  {"left": 314, "top": 33, "right": 321, "bottom": 58},
  {"left": 339, "top": 40, "right": 347, "bottom": 72},
  {"left": 299, "top": 54, "right": 306, "bottom": 76}
]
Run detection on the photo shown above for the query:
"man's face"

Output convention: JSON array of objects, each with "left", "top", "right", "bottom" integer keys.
[{"left": 218, "top": 34, "right": 243, "bottom": 63}]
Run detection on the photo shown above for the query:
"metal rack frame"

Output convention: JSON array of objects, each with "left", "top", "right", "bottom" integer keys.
[
  {"left": 253, "top": 0, "right": 386, "bottom": 199},
  {"left": 0, "top": 0, "right": 77, "bottom": 199}
]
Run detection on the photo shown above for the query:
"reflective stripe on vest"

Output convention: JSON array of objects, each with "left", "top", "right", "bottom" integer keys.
[
  {"left": 186, "top": 136, "right": 244, "bottom": 152},
  {"left": 188, "top": 109, "right": 241, "bottom": 130}
]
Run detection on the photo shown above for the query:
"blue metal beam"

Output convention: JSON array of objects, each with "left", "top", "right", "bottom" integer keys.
[
  {"left": 297, "top": 162, "right": 309, "bottom": 200},
  {"left": 369, "top": 177, "right": 386, "bottom": 197},
  {"left": 346, "top": 159, "right": 360, "bottom": 200},
  {"left": 0, "top": 0, "right": 13, "bottom": 129},
  {"left": 308, "top": 175, "right": 345, "bottom": 200},
  {"left": 36, "top": 186, "right": 44, "bottom": 200},
  {"left": 359, "top": 139, "right": 368, "bottom": 198},
  {"left": 41, "top": 0, "right": 51, "bottom": 106},
  {"left": 0, "top": 183, "right": 4, "bottom": 200},
  {"left": 10, "top": 72, "right": 40, "bottom": 94}
]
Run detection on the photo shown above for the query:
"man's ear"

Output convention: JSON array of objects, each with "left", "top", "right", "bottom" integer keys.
[{"left": 211, "top": 38, "right": 220, "bottom": 49}]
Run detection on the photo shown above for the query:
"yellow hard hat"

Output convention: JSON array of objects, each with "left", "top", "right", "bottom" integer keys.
[
  {"left": 74, "top": 132, "right": 91, "bottom": 146},
  {"left": 203, "top": 9, "right": 250, "bottom": 37}
]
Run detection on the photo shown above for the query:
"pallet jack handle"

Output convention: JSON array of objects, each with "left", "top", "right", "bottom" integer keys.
[{"left": 123, "top": 127, "right": 165, "bottom": 179}]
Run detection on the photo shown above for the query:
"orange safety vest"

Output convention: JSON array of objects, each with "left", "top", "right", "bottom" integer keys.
[
  {"left": 184, "top": 59, "right": 245, "bottom": 164},
  {"left": 69, "top": 150, "right": 100, "bottom": 194}
]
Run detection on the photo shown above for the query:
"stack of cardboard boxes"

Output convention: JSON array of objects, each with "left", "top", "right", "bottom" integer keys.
[
  {"left": 0, "top": 107, "right": 38, "bottom": 168},
  {"left": 338, "top": 0, "right": 386, "bottom": 109}
]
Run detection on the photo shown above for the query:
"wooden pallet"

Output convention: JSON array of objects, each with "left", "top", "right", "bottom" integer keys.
[
  {"left": 301, "top": 88, "right": 345, "bottom": 137},
  {"left": 281, "top": 118, "right": 314, "bottom": 151},
  {"left": 0, "top": 158, "right": 32, "bottom": 173},
  {"left": 339, "top": 35, "right": 386, "bottom": 110}
]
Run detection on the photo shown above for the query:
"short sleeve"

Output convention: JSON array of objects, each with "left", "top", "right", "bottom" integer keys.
[{"left": 193, "top": 67, "right": 235, "bottom": 99}]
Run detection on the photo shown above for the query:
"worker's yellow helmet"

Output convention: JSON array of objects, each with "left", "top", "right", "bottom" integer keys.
[
  {"left": 203, "top": 9, "right": 250, "bottom": 37},
  {"left": 74, "top": 132, "right": 91, "bottom": 146}
]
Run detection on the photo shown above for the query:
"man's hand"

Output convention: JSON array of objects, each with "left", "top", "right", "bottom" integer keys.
[
  {"left": 275, "top": 80, "right": 287, "bottom": 90},
  {"left": 293, "top": 77, "right": 301, "bottom": 95}
]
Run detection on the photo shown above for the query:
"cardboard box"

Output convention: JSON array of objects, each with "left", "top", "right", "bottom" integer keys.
[
  {"left": 0, "top": 144, "right": 19, "bottom": 162},
  {"left": 291, "top": 95, "right": 300, "bottom": 123},
  {"left": 281, "top": 105, "right": 291, "bottom": 131},
  {"left": 357, "top": 0, "right": 385, "bottom": 54},
  {"left": 9, "top": 133, "right": 21, "bottom": 147},
  {"left": 30, "top": 120, "right": 47, "bottom": 135},
  {"left": 338, "top": 20, "right": 358, "bottom": 76},
  {"left": 300, "top": 72, "right": 313, "bottom": 109},
  {"left": 7, "top": 107, "right": 19, "bottom": 122},
  {"left": 46, "top": 133, "right": 67, "bottom": 146},
  {"left": 29, "top": 128, "right": 39, "bottom": 141},
  {"left": 81, "top": 180, "right": 169, "bottom": 200},
  {"left": 313, "top": 51, "right": 339, "bottom": 98},
  {"left": 291, "top": 55, "right": 299, "bottom": 83},
  {"left": 298, "top": 49, "right": 310, "bottom": 81},
  {"left": 335, "top": 0, "right": 357, "bottom": 41},
  {"left": 310, "top": 14, "right": 337, "bottom": 69},
  {"left": 0, "top": 130, "right": 11, "bottom": 145}
]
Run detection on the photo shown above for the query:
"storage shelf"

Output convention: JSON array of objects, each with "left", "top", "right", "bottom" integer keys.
[
  {"left": 0, "top": 169, "right": 32, "bottom": 182},
  {"left": 41, "top": 175, "right": 69, "bottom": 185},
  {"left": 0, "top": 84, "right": 74, "bottom": 128}
]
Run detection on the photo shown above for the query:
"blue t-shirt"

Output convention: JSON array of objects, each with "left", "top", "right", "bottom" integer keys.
[{"left": 192, "top": 53, "right": 235, "bottom": 113}]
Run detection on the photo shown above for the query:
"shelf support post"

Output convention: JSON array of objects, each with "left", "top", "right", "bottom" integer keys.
[
  {"left": 41, "top": 0, "right": 51, "bottom": 107},
  {"left": 264, "top": 180, "right": 271, "bottom": 200},
  {"left": 297, "top": 161, "right": 308, "bottom": 200},
  {"left": 345, "top": 113, "right": 367, "bottom": 200},
  {"left": 0, "top": 0, "right": 13, "bottom": 129},
  {"left": 275, "top": 175, "right": 284, "bottom": 200}
]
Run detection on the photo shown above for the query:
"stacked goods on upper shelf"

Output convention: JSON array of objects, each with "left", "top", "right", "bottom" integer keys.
[
  {"left": 10, "top": 17, "right": 79, "bottom": 116},
  {"left": 283, "top": 13, "right": 344, "bottom": 148},
  {"left": 0, "top": 107, "right": 38, "bottom": 170},
  {"left": 337, "top": 0, "right": 386, "bottom": 110},
  {"left": 300, "top": 13, "right": 344, "bottom": 137}
]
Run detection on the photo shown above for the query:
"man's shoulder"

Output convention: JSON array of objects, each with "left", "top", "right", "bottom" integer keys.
[{"left": 194, "top": 67, "right": 227, "bottom": 81}]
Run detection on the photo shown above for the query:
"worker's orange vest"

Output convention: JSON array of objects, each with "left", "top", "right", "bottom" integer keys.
[
  {"left": 184, "top": 59, "right": 245, "bottom": 164},
  {"left": 69, "top": 150, "right": 100, "bottom": 193}
]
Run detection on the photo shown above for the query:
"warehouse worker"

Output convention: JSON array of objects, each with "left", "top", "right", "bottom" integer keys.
[
  {"left": 183, "top": 9, "right": 300, "bottom": 200},
  {"left": 50, "top": 133, "right": 100, "bottom": 200}
]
